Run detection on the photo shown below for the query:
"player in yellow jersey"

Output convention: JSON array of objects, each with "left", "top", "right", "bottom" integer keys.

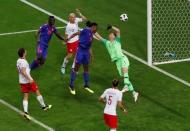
[{"left": 95, "top": 25, "right": 139, "bottom": 102}]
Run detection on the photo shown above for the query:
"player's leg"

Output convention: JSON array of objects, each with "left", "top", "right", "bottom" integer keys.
[
  {"left": 35, "top": 89, "right": 52, "bottom": 111},
  {"left": 61, "top": 41, "right": 78, "bottom": 74},
  {"left": 30, "top": 44, "right": 41, "bottom": 70},
  {"left": 104, "top": 114, "right": 117, "bottom": 131},
  {"left": 23, "top": 92, "right": 31, "bottom": 120},
  {"left": 23, "top": 93, "right": 29, "bottom": 114},
  {"left": 83, "top": 64, "right": 89, "bottom": 87},
  {"left": 82, "top": 52, "right": 94, "bottom": 93},
  {"left": 30, "top": 45, "right": 47, "bottom": 70},
  {"left": 71, "top": 41, "right": 79, "bottom": 69},
  {"left": 61, "top": 53, "right": 73, "bottom": 74},
  {"left": 71, "top": 58, "right": 76, "bottom": 69},
  {"left": 119, "top": 56, "right": 139, "bottom": 102},
  {"left": 69, "top": 63, "right": 80, "bottom": 95},
  {"left": 69, "top": 50, "right": 81, "bottom": 95}
]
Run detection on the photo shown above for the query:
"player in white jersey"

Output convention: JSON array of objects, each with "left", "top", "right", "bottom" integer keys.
[
  {"left": 61, "top": 9, "right": 87, "bottom": 74},
  {"left": 16, "top": 48, "right": 51, "bottom": 120},
  {"left": 99, "top": 79, "right": 127, "bottom": 131}
]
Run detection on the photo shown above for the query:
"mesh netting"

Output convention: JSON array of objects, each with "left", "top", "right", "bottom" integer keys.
[{"left": 152, "top": 0, "right": 190, "bottom": 64}]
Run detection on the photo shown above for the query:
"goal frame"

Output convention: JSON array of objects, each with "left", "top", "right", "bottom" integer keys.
[{"left": 147, "top": 0, "right": 190, "bottom": 66}]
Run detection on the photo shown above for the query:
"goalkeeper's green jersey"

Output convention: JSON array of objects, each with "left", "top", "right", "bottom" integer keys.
[{"left": 101, "top": 36, "right": 125, "bottom": 62}]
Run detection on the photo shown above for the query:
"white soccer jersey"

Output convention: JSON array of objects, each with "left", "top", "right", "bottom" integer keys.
[
  {"left": 16, "top": 58, "right": 33, "bottom": 84},
  {"left": 101, "top": 88, "right": 122, "bottom": 116},
  {"left": 65, "top": 18, "right": 83, "bottom": 43}
]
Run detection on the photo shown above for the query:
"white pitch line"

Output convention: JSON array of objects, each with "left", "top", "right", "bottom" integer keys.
[
  {"left": 122, "top": 50, "right": 190, "bottom": 87},
  {"left": 0, "top": 99, "right": 55, "bottom": 131},
  {"left": 19, "top": 0, "right": 190, "bottom": 88},
  {"left": 20, "top": 0, "right": 68, "bottom": 24},
  {"left": 0, "top": 26, "right": 65, "bottom": 36}
]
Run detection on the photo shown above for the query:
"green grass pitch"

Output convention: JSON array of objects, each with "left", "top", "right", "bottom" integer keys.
[{"left": 0, "top": 0, "right": 190, "bottom": 131}]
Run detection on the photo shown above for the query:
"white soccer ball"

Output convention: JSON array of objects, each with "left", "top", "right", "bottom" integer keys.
[{"left": 120, "top": 13, "right": 128, "bottom": 21}]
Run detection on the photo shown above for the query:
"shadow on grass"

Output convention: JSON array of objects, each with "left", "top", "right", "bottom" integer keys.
[{"left": 141, "top": 93, "right": 186, "bottom": 119}]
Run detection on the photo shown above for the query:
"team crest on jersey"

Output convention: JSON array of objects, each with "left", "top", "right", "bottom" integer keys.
[{"left": 47, "top": 28, "right": 54, "bottom": 35}]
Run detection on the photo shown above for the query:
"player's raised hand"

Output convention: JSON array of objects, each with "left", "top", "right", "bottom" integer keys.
[
  {"left": 107, "top": 24, "right": 112, "bottom": 30},
  {"left": 75, "top": 9, "right": 81, "bottom": 15}
]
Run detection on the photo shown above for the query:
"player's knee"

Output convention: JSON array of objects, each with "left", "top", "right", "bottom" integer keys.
[
  {"left": 74, "top": 64, "right": 80, "bottom": 72},
  {"left": 37, "top": 57, "right": 45, "bottom": 65},
  {"left": 122, "top": 67, "right": 128, "bottom": 74},
  {"left": 67, "top": 53, "right": 73, "bottom": 58},
  {"left": 83, "top": 66, "right": 89, "bottom": 72},
  {"left": 23, "top": 93, "right": 29, "bottom": 100},
  {"left": 36, "top": 90, "right": 41, "bottom": 96}
]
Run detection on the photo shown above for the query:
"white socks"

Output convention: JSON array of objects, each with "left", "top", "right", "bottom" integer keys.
[
  {"left": 72, "top": 59, "right": 76, "bottom": 69},
  {"left": 132, "top": 91, "right": 137, "bottom": 96},
  {"left": 37, "top": 95, "right": 46, "bottom": 107},
  {"left": 62, "top": 57, "right": 76, "bottom": 69},
  {"left": 23, "top": 100, "right": 28, "bottom": 113},
  {"left": 62, "top": 57, "right": 69, "bottom": 68}
]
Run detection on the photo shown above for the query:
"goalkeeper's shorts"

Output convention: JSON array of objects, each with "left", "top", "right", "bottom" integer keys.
[{"left": 115, "top": 56, "right": 130, "bottom": 76}]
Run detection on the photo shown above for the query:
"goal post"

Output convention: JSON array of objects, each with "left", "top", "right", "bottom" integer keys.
[{"left": 147, "top": 0, "right": 190, "bottom": 66}]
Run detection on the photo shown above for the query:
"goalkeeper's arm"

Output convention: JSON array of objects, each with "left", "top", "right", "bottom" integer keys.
[
  {"left": 107, "top": 25, "right": 120, "bottom": 37},
  {"left": 94, "top": 32, "right": 104, "bottom": 41}
]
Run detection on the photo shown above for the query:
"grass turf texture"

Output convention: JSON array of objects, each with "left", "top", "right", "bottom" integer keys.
[{"left": 0, "top": 0, "right": 190, "bottom": 131}]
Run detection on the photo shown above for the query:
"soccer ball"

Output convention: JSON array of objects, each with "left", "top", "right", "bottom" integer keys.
[{"left": 120, "top": 13, "right": 128, "bottom": 21}]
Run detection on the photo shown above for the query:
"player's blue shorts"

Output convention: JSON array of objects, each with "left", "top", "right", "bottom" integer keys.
[
  {"left": 36, "top": 42, "right": 48, "bottom": 59},
  {"left": 75, "top": 47, "right": 90, "bottom": 65}
]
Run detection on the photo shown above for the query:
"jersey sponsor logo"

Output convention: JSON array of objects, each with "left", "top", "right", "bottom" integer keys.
[{"left": 108, "top": 95, "right": 113, "bottom": 105}]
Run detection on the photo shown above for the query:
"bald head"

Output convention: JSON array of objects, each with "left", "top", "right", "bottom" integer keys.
[{"left": 69, "top": 13, "right": 76, "bottom": 23}]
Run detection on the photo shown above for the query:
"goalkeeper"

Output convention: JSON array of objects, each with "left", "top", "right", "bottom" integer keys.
[{"left": 94, "top": 25, "right": 139, "bottom": 102}]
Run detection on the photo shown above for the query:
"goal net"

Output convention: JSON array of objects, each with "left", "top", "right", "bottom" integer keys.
[{"left": 148, "top": 0, "right": 190, "bottom": 65}]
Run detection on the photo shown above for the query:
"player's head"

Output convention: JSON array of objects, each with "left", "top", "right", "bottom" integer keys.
[
  {"left": 112, "top": 79, "right": 119, "bottom": 88},
  {"left": 69, "top": 13, "right": 76, "bottom": 23},
  {"left": 108, "top": 32, "right": 117, "bottom": 41},
  {"left": 18, "top": 48, "right": 26, "bottom": 58},
  {"left": 89, "top": 22, "right": 98, "bottom": 33},
  {"left": 48, "top": 16, "right": 55, "bottom": 26}
]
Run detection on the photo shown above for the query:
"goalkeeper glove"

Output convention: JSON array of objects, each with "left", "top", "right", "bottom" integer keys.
[{"left": 107, "top": 24, "right": 112, "bottom": 30}]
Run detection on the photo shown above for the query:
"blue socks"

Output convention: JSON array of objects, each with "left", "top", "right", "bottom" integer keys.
[
  {"left": 83, "top": 72, "right": 89, "bottom": 87},
  {"left": 70, "top": 71, "right": 89, "bottom": 88},
  {"left": 70, "top": 70, "right": 77, "bottom": 87}
]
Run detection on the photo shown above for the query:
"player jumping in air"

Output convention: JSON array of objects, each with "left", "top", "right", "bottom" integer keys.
[
  {"left": 16, "top": 48, "right": 51, "bottom": 120},
  {"left": 99, "top": 79, "right": 127, "bottom": 131},
  {"left": 94, "top": 25, "right": 139, "bottom": 102},
  {"left": 61, "top": 9, "right": 87, "bottom": 74},
  {"left": 67, "top": 21, "right": 98, "bottom": 95},
  {"left": 30, "top": 16, "right": 65, "bottom": 70}
]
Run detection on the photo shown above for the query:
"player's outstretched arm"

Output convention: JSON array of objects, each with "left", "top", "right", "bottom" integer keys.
[
  {"left": 118, "top": 101, "right": 127, "bottom": 115},
  {"left": 112, "top": 26, "right": 120, "bottom": 37},
  {"left": 94, "top": 32, "right": 104, "bottom": 41},
  {"left": 55, "top": 32, "right": 65, "bottom": 41},
  {"left": 67, "top": 31, "right": 80, "bottom": 41},
  {"left": 76, "top": 9, "right": 87, "bottom": 21},
  {"left": 107, "top": 25, "right": 120, "bottom": 37}
]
